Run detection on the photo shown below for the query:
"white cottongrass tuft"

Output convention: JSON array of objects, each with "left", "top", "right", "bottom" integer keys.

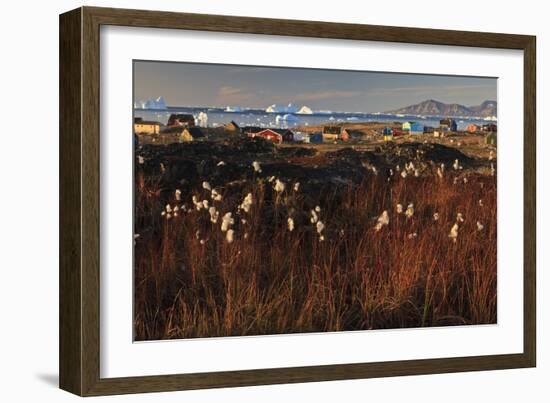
[
  {"left": 396, "top": 204, "right": 403, "bottom": 214},
  {"left": 138, "top": 155, "right": 145, "bottom": 164},
  {"left": 226, "top": 229, "right": 235, "bottom": 243},
  {"left": 165, "top": 204, "right": 172, "bottom": 213},
  {"left": 202, "top": 181, "right": 211, "bottom": 191},
  {"left": 195, "top": 230, "right": 200, "bottom": 239},
  {"left": 405, "top": 203, "right": 414, "bottom": 219},
  {"left": 310, "top": 210, "right": 319, "bottom": 224},
  {"left": 192, "top": 195, "right": 203, "bottom": 211},
  {"left": 414, "top": 169, "right": 420, "bottom": 177},
  {"left": 477, "top": 221, "right": 484, "bottom": 231},
  {"left": 239, "top": 193, "right": 253, "bottom": 213},
  {"left": 374, "top": 210, "right": 389, "bottom": 232},
  {"left": 287, "top": 217, "right": 295, "bottom": 232},
  {"left": 202, "top": 200, "right": 209, "bottom": 209},
  {"left": 274, "top": 179, "right": 286, "bottom": 193},
  {"left": 200, "top": 239, "right": 206, "bottom": 245},
  {"left": 407, "top": 232, "right": 418, "bottom": 239},
  {"left": 160, "top": 163, "right": 166, "bottom": 173},
  {"left": 400, "top": 170, "right": 408, "bottom": 179},
  {"left": 433, "top": 212, "right": 440, "bottom": 221},
  {"left": 463, "top": 177, "right": 468, "bottom": 184},
  {"left": 453, "top": 159, "right": 460, "bottom": 170},
  {"left": 209, "top": 206, "right": 219, "bottom": 224},
  {"left": 316, "top": 220, "right": 325, "bottom": 234},
  {"left": 315, "top": 205, "right": 321, "bottom": 213},
  {"left": 449, "top": 223, "right": 459, "bottom": 242},
  {"left": 479, "top": 199, "right": 484, "bottom": 207},
  {"left": 211, "top": 189, "right": 223, "bottom": 201},
  {"left": 456, "top": 212, "right": 464, "bottom": 223},
  {"left": 267, "top": 176, "right": 276, "bottom": 182},
  {"left": 437, "top": 167, "right": 444, "bottom": 178},
  {"left": 221, "top": 212, "right": 234, "bottom": 232},
  {"left": 175, "top": 189, "right": 181, "bottom": 201},
  {"left": 217, "top": 161, "right": 226, "bottom": 166},
  {"left": 293, "top": 182, "right": 300, "bottom": 192},
  {"left": 252, "top": 161, "right": 262, "bottom": 173}
]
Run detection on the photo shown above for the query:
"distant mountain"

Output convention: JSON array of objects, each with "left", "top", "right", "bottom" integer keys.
[
  {"left": 385, "top": 99, "right": 497, "bottom": 118},
  {"left": 467, "top": 100, "right": 497, "bottom": 117}
]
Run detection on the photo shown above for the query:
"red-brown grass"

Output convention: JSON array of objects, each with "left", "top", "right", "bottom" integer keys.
[{"left": 134, "top": 169, "right": 496, "bottom": 340}]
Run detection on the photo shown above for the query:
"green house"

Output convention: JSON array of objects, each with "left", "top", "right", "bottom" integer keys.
[
  {"left": 402, "top": 121, "right": 415, "bottom": 131},
  {"left": 485, "top": 132, "right": 497, "bottom": 145}
]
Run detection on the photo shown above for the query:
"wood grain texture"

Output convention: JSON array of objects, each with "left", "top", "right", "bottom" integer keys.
[
  {"left": 523, "top": 37, "right": 537, "bottom": 367},
  {"left": 59, "top": 6, "right": 537, "bottom": 396},
  {"left": 59, "top": 8, "right": 82, "bottom": 396}
]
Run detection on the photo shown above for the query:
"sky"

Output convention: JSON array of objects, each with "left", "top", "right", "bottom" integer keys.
[{"left": 134, "top": 61, "right": 497, "bottom": 113}]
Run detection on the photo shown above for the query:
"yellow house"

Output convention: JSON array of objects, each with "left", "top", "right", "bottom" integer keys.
[
  {"left": 134, "top": 118, "right": 162, "bottom": 134},
  {"left": 322, "top": 126, "right": 342, "bottom": 142},
  {"left": 181, "top": 127, "right": 205, "bottom": 142}
]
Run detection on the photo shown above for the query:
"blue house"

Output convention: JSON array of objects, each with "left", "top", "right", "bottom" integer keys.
[
  {"left": 382, "top": 127, "right": 393, "bottom": 141},
  {"left": 440, "top": 118, "right": 457, "bottom": 132},
  {"left": 305, "top": 133, "right": 323, "bottom": 143},
  {"left": 409, "top": 122, "right": 425, "bottom": 135}
]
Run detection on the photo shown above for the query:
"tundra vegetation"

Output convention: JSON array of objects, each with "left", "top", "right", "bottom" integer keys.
[{"left": 133, "top": 136, "right": 496, "bottom": 340}]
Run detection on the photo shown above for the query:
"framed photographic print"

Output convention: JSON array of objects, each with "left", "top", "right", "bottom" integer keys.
[{"left": 59, "top": 6, "right": 536, "bottom": 396}]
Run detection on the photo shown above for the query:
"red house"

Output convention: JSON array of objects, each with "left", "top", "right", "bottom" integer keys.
[
  {"left": 252, "top": 128, "right": 294, "bottom": 144},
  {"left": 166, "top": 113, "right": 195, "bottom": 127},
  {"left": 341, "top": 128, "right": 364, "bottom": 141}
]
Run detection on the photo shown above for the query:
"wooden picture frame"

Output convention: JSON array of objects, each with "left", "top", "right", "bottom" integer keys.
[{"left": 59, "top": 6, "right": 536, "bottom": 396}]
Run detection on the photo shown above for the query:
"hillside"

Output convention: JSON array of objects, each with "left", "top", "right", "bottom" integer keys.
[{"left": 385, "top": 99, "right": 497, "bottom": 118}]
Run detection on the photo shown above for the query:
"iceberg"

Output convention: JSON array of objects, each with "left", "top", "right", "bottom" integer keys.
[
  {"left": 134, "top": 96, "right": 167, "bottom": 110},
  {"left": 285, "top": 103, "right": 298, "bottom": 113},
  {"left": 196, "top": 111, "right": 208, "bottom": 127},
  {"left": 266, "top": 103, "right": 299, "bottom": 113},
  {"left": 275, "top": 114, "right": 298, "bottom": 128},
  {"left": 135, "top": 96, "right": 166, "bottom": 110},
  {"left": 266, "top": 104, "right": 281, "bottom": 113},
  {"left": 225, "top": 106, "right": 243, "bottom": 112},
  {"left": 296, "top": 105, "right": 313, "bottom": 114}
]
